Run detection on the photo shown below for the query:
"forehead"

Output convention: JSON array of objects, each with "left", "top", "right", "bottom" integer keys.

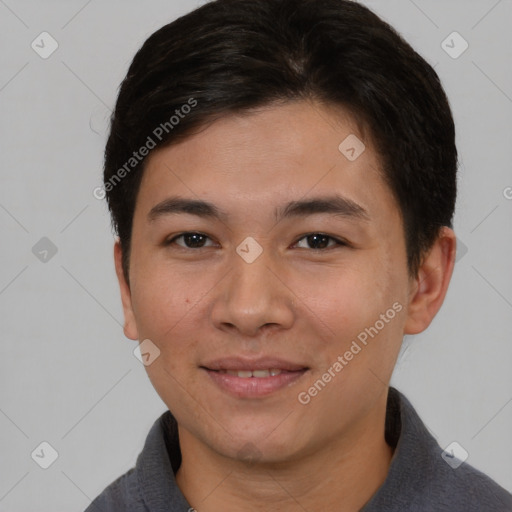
[{"left": 135, "top": 100, "right": 399, "bottom": 227}]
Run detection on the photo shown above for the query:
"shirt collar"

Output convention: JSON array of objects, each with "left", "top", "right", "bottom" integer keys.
[
  {"left": 136, "top": 386, "right": 434, "bottom": 510},
  {"left": 361, "top": 387, "right": 440, "bottom": 510}
]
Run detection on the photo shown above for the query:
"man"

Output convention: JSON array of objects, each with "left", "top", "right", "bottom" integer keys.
[{"left": 86, "top": 0, "right": 512, "bottom": 510}]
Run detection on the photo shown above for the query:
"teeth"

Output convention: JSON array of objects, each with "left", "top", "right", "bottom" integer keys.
[
  {"left": 252, "top": 370, "right": 270, "bottom": 378},
  {"left": 221, "top": 369, "right": 283, "bottom": 378},
  {"left": 235, "top": 370, "right": 253, "bottom": 378}
]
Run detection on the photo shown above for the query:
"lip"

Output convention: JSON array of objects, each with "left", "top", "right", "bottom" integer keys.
[
  {"left": 202, "top": 356, "right": 308, "bottom": 372},
  {"left": 201, "top": 356, "right": 309, "bottom": 398}
]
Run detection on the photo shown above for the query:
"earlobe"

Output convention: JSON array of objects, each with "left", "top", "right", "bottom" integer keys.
[
  {"left": 114, "top": 240, "right": 139, "bottom": 341},
  {"left": 404, "top": 227, "right": 457, "bottom": 335}
]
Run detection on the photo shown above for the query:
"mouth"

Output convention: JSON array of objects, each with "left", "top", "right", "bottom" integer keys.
[
  {"left": 200, "top": 357, "right": 309, "bottom": 398},
  {"left": 214, "top": 368, "right": 290, "bottom": 378}
]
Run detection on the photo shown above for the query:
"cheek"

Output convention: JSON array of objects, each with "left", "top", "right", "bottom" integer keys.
[
  {"left": 138, "top": 306, "right": 203, "bottom": 415},
  {"left": 306, "top": 265, "right": 387, "bottom": 332},
  {"left": 129, "top": 257, "right": 203, "bottom": 337},
  {"left": 307, "top": 257, "right": 406, "bottom": 370},
  {"left": 129, "top": 260, "right": 208, "bottom": 367}
]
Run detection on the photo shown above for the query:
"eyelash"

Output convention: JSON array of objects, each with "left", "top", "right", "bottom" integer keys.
[{"left": 164, "top": 232, "right": 349, "bottom": 251}]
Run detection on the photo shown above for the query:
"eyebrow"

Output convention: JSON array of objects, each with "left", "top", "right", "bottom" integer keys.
[{"left": 147, "top": 195, "right": 370, "bottom": 223}]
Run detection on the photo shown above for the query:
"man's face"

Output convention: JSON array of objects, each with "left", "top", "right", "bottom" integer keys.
[{"left": 117, "top": 100, "right": 415, "bottom": 462}]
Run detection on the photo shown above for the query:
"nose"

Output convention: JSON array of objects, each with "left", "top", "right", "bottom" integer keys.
[{"left": 210, "top": 250, "right": 295, "bottom": 338}]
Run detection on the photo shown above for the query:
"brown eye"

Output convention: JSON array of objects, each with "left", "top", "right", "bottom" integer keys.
[
  {"left": 294, "top": 233, "right": 346, "bottom": 250},
  {"left": 166, "top": 232, "right": 215, "bottom": 249}
]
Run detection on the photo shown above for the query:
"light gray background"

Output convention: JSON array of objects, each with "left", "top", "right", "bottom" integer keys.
[{"left": 1, "top": 0, "right": 511, "bottom": 510}]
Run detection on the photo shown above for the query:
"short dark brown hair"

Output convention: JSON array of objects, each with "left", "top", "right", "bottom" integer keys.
[{"left": 103, "top": 0, "right": 457, "bottom": 284}]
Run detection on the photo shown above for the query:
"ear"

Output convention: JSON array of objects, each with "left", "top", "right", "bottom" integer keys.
[
  {"left": 114, "top": 240, "right": 139, "bottom": 341},
  {"left": 404, "top": 227, "right": 457, "bottom": 335}
]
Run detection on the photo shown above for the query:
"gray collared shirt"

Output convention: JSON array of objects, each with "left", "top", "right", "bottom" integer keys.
[{"left": 85, "top": 387, "right": 512, "bottom": 511}]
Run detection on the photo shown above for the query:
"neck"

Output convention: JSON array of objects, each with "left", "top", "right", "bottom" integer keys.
[{"left": 175, "top": 396, "right": 393, "bottom": 512}]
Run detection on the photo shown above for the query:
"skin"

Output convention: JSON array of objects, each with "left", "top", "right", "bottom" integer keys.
[{"left": 114, "top": 99, "right": 456, "bottom": 511}]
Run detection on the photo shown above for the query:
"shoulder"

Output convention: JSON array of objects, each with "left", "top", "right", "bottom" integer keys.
[
  {"left": 364, "top": 388, "right": 512, "bottom": 511},
  {"left": 400, "top": 390, "right": 512, "bottom": 510},
  {"left": 84, "top": 467, "right": 146, "bottom": 512},
  {"left": 442, "top": 461, "right": 512, "bottom": 511},
  {"left": 84, "top": 411, "right": 175, "bottom": 512}
]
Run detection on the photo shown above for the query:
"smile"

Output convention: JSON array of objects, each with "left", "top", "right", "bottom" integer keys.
[
  {"left": 216, "top": 369, "right": 285, "bottom": 378},
  {"left": 203, "top": 368, "right": 308, "bottom": 397}
]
